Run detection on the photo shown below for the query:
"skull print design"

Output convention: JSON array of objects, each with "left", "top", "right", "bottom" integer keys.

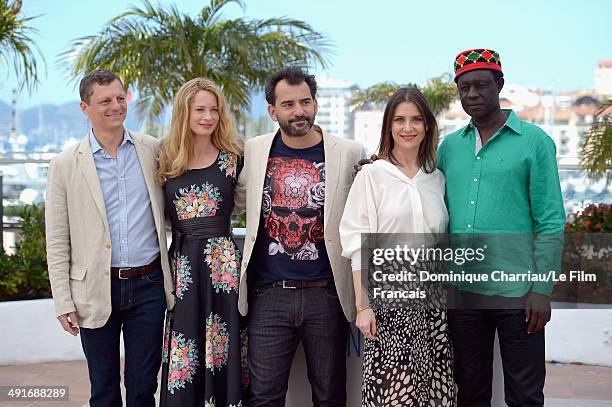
[{"left": 263, "top": 157, "right": 325, "bottom": 260}]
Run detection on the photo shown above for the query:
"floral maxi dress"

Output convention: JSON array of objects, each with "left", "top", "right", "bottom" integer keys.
[{"left": 160, "top": 151, "right": 247, "bottom": 407}]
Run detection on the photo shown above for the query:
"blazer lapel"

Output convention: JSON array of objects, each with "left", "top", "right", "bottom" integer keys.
[
  {"left": 251, "top": 132, "right": 276, "bottom": 216},
  {"left": 323, "top": 134, "right": 340, "bottom": 232},
  {"left": 132, "top": 132, "right": 165, "bottom": 234},
  {"left": 76, "top": 135, "right": 110, "bottom": 234}
]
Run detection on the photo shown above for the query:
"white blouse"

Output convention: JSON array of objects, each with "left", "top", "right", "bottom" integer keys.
[{"left": 339, "top": 159, "right": 448, "bottom": 271}]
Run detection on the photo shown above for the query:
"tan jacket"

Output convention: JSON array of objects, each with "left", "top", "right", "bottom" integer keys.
[
  {"left": 45, "top": 131, "right": 175, "bottom": 329},
  {"left": 235, "top": 130, "right": 365, "bottom": 321}
]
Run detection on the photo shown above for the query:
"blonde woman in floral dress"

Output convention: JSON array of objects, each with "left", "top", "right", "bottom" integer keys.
[{"left": 156, "top": 78, "right": 247, "bottom": 407}]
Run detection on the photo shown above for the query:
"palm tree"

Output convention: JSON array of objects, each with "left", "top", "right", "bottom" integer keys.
[
  {"left": 0, "top": 0, "right": 44, "bottom": 92},
  {"left": 351, "top": 81, "right": 412, "bottom": 110},
  {"left": 351, "top": 74, "right": 456, "bottom": 117},
  {"left": 581, "top": 99, "right": 612, "bottom": 185},
  {"left": 61, "top": 0, "right": 333, "bottom": 123}
]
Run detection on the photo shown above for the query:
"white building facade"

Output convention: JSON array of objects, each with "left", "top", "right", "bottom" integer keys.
[
  {"left": 594, "top": 60, "right": 612, "bottom": 97},
  {"left": 353, "top": 108, "right": 383, "bottom": 155},
  {"left": 315, "top": 76, "right": 357, "bottom": 139}
]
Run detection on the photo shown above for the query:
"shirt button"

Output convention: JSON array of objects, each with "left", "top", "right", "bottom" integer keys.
[
  {"left": 470, "top": 201, "right": 475, "bottom": 205},
  {"left": 121, "top": 218, "right": 125, "bottom": 222},
  {"left": 467, "top": 224, "right": 472, "bottom": 228},
  {"left": 476, "top": 156, "right": 481, "bottom": 160},
  {"left": 105, "top": 271, "right": 110, "bottom": 276},
  {"left": 105, "top": 243, "right": 111, "bottom": 249},
  {"left": 473, "top": 178, "right": 478, "bottom": 182},
  {"left": 250, "top": 236, "right": 256, "bottom": 242}
]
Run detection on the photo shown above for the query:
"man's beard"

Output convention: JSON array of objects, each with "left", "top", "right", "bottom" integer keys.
[{"left": 278, "top": 115, "right": 315, "bottom": 137}]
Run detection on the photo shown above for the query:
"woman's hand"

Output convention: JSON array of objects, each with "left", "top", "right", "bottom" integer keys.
[{"left": 355, "top": 307, "right": 377, "bottom": 341}]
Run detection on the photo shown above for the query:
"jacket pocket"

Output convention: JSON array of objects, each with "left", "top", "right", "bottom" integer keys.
[{"left": 69, "top": 266, "right": 87, "bottom": 281}]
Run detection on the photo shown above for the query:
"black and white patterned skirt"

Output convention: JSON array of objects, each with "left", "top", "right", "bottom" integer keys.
[{"left": 362, "top": 259, "right": 456, "bottom": 406}]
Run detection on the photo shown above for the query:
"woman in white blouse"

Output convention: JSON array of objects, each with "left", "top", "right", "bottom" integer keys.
[{"left": 340, "top": 87, "right": 455, "bottom": 406}]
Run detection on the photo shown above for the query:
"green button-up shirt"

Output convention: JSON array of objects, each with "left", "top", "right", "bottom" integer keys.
[{"left": 438, "top": 110, "right": 565, "bottom": 296}]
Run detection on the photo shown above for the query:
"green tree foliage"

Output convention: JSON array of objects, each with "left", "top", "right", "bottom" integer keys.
[
  {"left": 61, "top": 0, "right": 333, "bottom": 122},
  {"left": 351, "top": 81, "right": 411, "bottom": 110},
  {"left": 580, "top": 100, "right": 612, "bottom": 185},
  {"left": 0, "top": 204, "right": 50, "bottom": 301},
  {"left": 351, "top": 75, "right": 457, "bottom": 117},
  {"left": 0, "top": 0, "right": 44, "bottom": 92}
]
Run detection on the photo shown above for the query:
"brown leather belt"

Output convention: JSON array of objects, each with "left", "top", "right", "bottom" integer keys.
[
  {"left": 272, "top": 279, "right": 329, "bottom": 289},
  {"left": 111, "top": 256, "right": 161, "bottom": 279}
]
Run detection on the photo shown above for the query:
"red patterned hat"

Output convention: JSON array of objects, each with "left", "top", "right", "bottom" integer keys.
[{"left": 454, "top": 48, "right": 502, "bottom": 80}]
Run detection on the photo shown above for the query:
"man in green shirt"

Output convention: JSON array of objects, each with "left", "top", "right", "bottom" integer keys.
[{"left": 438, "top": 49, "right": 565, "bottom": 407}]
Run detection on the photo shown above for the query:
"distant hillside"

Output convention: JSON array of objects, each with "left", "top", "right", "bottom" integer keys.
[
  {"left": 0, "top": 100, "right": 144, "bottom": 149},
  {"left": 1, "top": 91, "right": 272, "bottom": 149}
]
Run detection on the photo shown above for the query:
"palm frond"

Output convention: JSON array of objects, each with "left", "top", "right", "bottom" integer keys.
[
  {"left": 351, "top": 82, "right": 402, "bottom": 109},
  {"left": 60, "top": 0, "right": 333, "bottom": 122},
  {"left": 580, "top": 99, "right": 612, "bottom": 184},
  {"left": 0, "top": 0, "right": 45, "bottom": 92}
]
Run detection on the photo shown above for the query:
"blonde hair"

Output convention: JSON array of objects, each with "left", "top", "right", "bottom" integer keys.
[{"left": 156, "top": 78, "right": 243, "bottom": 184}]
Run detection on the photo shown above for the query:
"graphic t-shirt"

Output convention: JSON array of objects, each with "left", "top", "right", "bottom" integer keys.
[{"left": 250, "top": 132, "right": 332, "bottom": 287}]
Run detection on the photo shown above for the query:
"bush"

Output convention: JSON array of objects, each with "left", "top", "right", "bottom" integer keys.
[
  {"left": 0, "top": 204, "right": 50, "bottom": 301},
  {"left": 232, "top": 212, "right": 246, "bottom": 228},
  {"left": 554, "top": 203, "right": 612, "bottom": 304},
  {"left": 3, "top": 204, "right": 27, "bottom": 218},
  {"left": 0, "top": 250, "right": 21, "bottom": 297},
  {"left": 565, "top": 203, "right": 612, "bottom": 232}
]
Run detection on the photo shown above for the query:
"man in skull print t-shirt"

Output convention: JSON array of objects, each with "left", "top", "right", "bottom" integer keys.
[
  {"left": 251, "top": 130, "right": 332, "bottom": 287},
  {"left": 236, "top": 66, "right": 365, "bottom": 406}
]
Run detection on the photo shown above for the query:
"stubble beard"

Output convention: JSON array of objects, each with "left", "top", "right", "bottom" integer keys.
[{"left": 278, "top": 115, "right": 315, "bottom": 137}]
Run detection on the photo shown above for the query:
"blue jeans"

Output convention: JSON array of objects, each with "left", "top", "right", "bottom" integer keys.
[
  {"left": 80, "top": 266, "right": 166, "bottom": 407},
  {"left": 247, "top": 283, "right": 348, "bottom": 407}
]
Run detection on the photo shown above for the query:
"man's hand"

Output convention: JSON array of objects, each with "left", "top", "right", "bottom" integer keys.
[
  {"left": 525, "top": 292, "right": 551, "bottom": 334},
  {"left": 355, "top": 307, "right": 378, "bottom": 341},
  {"left": 353, "top": 154, "right": 378, "bottom": 175},
  {"left": 58, "top": 312, "right": 79, "bottom": 336}
]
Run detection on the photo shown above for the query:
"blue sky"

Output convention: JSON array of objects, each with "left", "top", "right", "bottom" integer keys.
[{"left": 2, "top": 0, "right": 611, "bottom": 109}]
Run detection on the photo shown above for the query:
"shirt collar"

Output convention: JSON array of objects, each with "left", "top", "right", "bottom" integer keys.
[
  {"left": 504, "top": 110, "right": 522, "bottom": 135},
  {"left": 463, "top": 109, "right": 522, "bottom": 136},
  {"left": 89, "top": 128, "right": 132, "bottom": 154}
]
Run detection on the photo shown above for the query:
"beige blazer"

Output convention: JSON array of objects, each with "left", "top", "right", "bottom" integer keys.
[
  {"left": 235, "top": 130, "right": 365, "bottom": 321},
  {"left": 45, "top": 131, "right": 175, "bottom": 329}
]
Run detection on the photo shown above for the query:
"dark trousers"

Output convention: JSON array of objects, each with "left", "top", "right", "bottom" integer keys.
[
  {"left": 448, "top": 308, "right": 546, "bottom": 407},
  {"left": 80, "top": 266, "right": 166, "bottom": 407},
  {"left": 248, "top": 283, "right": 348, "bottom": 407}
]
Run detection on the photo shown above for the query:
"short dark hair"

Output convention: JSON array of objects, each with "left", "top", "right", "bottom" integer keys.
[
  {"left": 489, "top": 70, "right": 504, "bottom": 82},
  {"left": 79, "top": 70, "right": 124, "bottom": 103},
  {"left": 264, "top": 66, "right": 317, "bottom": 105}
]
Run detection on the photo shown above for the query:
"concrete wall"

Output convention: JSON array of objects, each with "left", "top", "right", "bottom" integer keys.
[
  {"left": 2, "top": 300, "right": 611, "bottom": 367},
  {"left": 546, "top": 307, "right": 612, "bottom": 366},
  {"left": 0, "top": 298, "right": 85, "bottom": 364}
]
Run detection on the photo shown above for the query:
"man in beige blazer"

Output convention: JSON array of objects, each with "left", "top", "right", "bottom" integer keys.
[
  {"left": 235, "top": 66, "right": 365, "bottom": 406},
  {"left": 45, "top": 70, "right": 174, "bottom": 407}
]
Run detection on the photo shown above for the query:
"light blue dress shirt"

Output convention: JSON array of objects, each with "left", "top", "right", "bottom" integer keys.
[{"left": 89, "top": 130, "right": 160, "bottom": 268}]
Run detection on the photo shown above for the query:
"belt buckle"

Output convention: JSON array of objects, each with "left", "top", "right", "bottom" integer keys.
[
  {"left": 118, "top": 268, "right": 132, "bottom": 280},
  {"left": 282, "top": 280, "right": 297, "bottom": 289}
]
